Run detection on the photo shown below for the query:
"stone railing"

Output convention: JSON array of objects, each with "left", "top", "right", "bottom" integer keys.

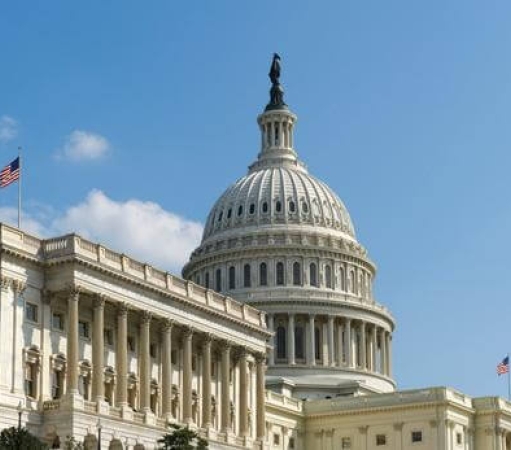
[
  {"left": 0, "top": 223, "right": 266, "bottom": 329},
  {"left": 266, "top": 390, "right": 303, "bottom": 412},
  {"left": 42, "top": 400, "right": 60, "bottom": 411}
]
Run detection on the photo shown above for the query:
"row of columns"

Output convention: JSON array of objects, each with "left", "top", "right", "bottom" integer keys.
[
  {"left": 261, "top": 117, "right": 294, "bottom": 150},
  {"left": 64, "top": 289, "right": 266, "bottom": 439},
  {"left": 268, "top": 313, "right": 393, "bottom": 377}
]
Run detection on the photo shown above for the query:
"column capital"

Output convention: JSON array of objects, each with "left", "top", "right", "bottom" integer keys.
[
  {"left": 220, "top": 340, "right": 233, "bottom": 351},
  {"left": 202, "top": 333, "right": 213, "bottom": 345},
  {"left": 141, "top": 310, "right": 152, "bottom": 324},
  {"left": 161, "top": 318, "right": 174, "bottom": 332},
  {"left": 65, "top": 283, "right": 81, "bottom": 300},
  {"left": 13, "top": 279, "right": 26, "bottom": 294},
  {"left": 393, "top": 422, "right": 404, "bottom": 431},
  {"left": 182, "top": 327, "right": 193, "bottom": 339},
  {"left": 93, "top": 294, "right": 106, "bottom": 309},
  {"left": 117, "top": 302, "right": 129, "bottom": 316},
  {"left": 255, "top": 353, "right": 266, "bottom": 364}
]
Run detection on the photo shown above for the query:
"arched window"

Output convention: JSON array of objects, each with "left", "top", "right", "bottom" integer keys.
[
  {"left": 293, "top": 262, "right": 301, "bottom": 286},
  {"left": 314, "top": 327, "right": 321, "bottom": 361},
  {"left": 349, "top": 270, "right": 356, "bottom": 294},
  {"left": 309, "top": 263, "right": 318, "bottom": 287},
  {"left": 325, "top": 265, "right": 332, "bottom": 289},
  {"left": 227, "top": 208, "right": 232, "bottom": 219},
  {"left": 228, "top": 266, "right": 235, "bottom": 290},
  {"left": 276, "top": 326, "right": 286, "bottom": 359},
  {"left": 238, "top": 205, "right": 243, "bottom": 216},
  {"left": 262, "top": 202, "right": 268, "bottom": 213},
  {"left": 243, "top": 264, "right": 251, "bottom": 288},
  {"left": 205, "top": 272, "right": 210, "bottom": 289},
  {"left": 295, "top": 325, "right": 304, "bottom": 360},
  {"left": 340, "top": 267, "right": 346, "bottom": 291},
  {"left": 215, "top": 269, "right": 222, "bottom": 292},
  {"left": 259, "top": 263, "right": 267, "bottom": 286},
  {"left": 276, "top": 262, "right": 285, "bottom": 286},
  {"left": 218, "top": 211, "right": 223, "bottom": 222},
  {"left": 289, "top": 201, "right": 296, "bottom": 213},
  {"left": 302, "top": 201, "right": 309, "bottom": 213},
  {"left": 249, "top": 203, "right": 255, "bottom": 214},
  {"left": 276, "top": 201, "right": 282, "bottom": 213}
]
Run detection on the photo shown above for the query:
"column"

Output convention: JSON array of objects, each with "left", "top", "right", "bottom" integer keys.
[
  {"left": 337, "top": 320, "right": 344, "bottom": 367},
  {"left": 221, "top": 342, "right": 231, "bottom": 433},
  {"left": 139, "top": 312, "right": 151, "bottom": 412},
  {"left": 255, "top": 354, "right": 265, "bottom": 441},
  {"left": 387, "top": 332, "right": 393, "bottom": 378},
  {"left": 360, "top": 322, "right": 367, "bottom": 370},
  {"left": 66, "top": 288, "right": 80, "bottom": 394},
  {"left": 268, "top": 314, "right": 275, "bottom": 366},
  {"left": 239, "top": 350, "right": 249, "bottom": 437},
  {"left": 92, "top": 295, "right": 105, "bottom": 402},
  {"left": 116, "top": 304, "right": 128, "bottom": 406},
  {"left": 308, "top": 314, "right": 316, "bottom": 366},
  {"left": 202, "top": 334, "right": 212, "bottom": 428},
  {"left": 371, "top": 326, "right": 377, "bottom": 372},
  {"left": 344, "top": 319, "right": 352, "bottom": 368},
  {"left": 288, "top": 314, "right": 295, "bottom": 365},
  {"left": 182, "top": 328, "right": 193, "bottom": 424},
  {"left": 12, "top": 281, "right": 25, "bottom": 394},
  {"left": 161, "top": 320, "right": 173, "bottom": 419},
  {"left": 379, "top": 328, "right": 387, "bottom": 376},
  {"left": 327, "top": 316, "right": 335, "bottom": 367}
]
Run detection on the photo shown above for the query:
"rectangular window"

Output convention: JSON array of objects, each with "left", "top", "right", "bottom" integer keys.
[
  {"left": 273, "top": 434, "right": 280, "bottom": 445},
  {"left": 51, "top": 371, "right": 62, "bottom": 400},
  {"left": 376, "top": 434, "right": 386, "bottom": 446},
  {"left": 411, "top": 431, "right": 423, "bottom": 443},
  {"left": 289, "top": 437, "right": 295, "bottom": 449},
  {"left": 78, "top": 321, "right": 90, "bottom": 339},
  {"left": 52, "top": 313, "right": 64, "bottom": 331},
  {"left": 341, "top": 438, "right": 351, "bottom": 449},
  {"left": 456, "top": 433, "right": 463, "bottom": 445},
  {"left": 25, "top": 364, "right": 36, "bottom": 398},
  {"left": 104, "top": 328, "right": 114, "bottom": 346},
  {"left": 25, "top": 303, "right": 38, "bottom": 322}
]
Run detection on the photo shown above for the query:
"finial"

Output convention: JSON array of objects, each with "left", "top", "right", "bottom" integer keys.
[{"left": 265, "top": 53, "right": 288, "bottom": 111}]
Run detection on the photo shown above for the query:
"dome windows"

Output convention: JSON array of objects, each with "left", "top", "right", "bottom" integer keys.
[
  {"left": 325, "top": 265, "right": 333, "bottom": 289},
  {"left": 262, "top": 202, "right": 269, "bottom": 213},
  {"left": 289, "top": 201, "right": 296, "bottom": 213},
  {"left": 227, "top": 208, "right": 232, "bottom": 219},
  {"left": 243, "top": 264, "right": 251, "bottom": 288},
  {"left": 259, "top": 262, "right": 268, "bottom": 286},
  {"left": 218, "top": 211, "right": 223, "bottom": 222},
  {"left": 275, "top": 200, "right": 282, "bottom": 213},
  {"left": 309, "top": 263, "right": 318, "bottom": 287},
  {"left": 228, "top": 266, "right": 236, "bottom": 290},
  {"left": 302, "top": 201, "right": 309, "bottom": 213},
  {"left": 293, "top": 262, "right": 301, "bottom": 286},
  {"left": 249, "top": 203, "right": 255, "bottom": 215},
  {"left": 237, "top": 205, "right": 243, "bottom": 217},
  {"left": 276, "top": 262, "right": 285, "bottom": 286}
]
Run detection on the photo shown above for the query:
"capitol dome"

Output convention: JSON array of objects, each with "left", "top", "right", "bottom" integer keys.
[{"left": 184, "top": 55, "right": 395, "bottom": 399}]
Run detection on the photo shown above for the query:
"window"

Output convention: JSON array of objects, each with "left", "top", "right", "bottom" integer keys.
[
  {"left": 243, "top": 264, "right": 251, "bottom": 288},
  {"left": 51, "top": 370, "right": 63, "bottom": 400},
  {"left": 275, "top": 200, "right": 282, "bottom": 213},
  {"left": 289, "top": 437, "right": 295, "bottom": 449},
  {"left": 295, "top": 325, "right": 304, "bottom": 359},
  {"left": 205, "top": 272, "right": 210, "bottom": 289},
  {"left": 309, "top": 263, "right": 318, "bottom": 287},
  {"left": 340, "top": 267, "right": 346, "bottom": 291},
  {"left": 78, "top": 321, "right": 90, "bottom": 339},
  {"left": 171, "top": 350, "right": 177, "bottom": 365},
  {"left": 228, "top": 266, "right": 236, "bottom": 289},
  {"left": 456, "top": 433, "right": 462, "bottom": 445},
  {"left": 349, "top": 270, "right": 356, "bottom": 294},
  {"left": 127, "top": 335, "right": 136, "bottom": 353},
  {"left": 273, "top": 434, "right": 280, "bottom": 445},
  {"left": 249, "top": 203, "right": 255, "bottom": 214},
  {"left": 276, "top": 326, "right": 287, "bottom": 359},
  {"left": 411, "top": 431, "right": 423, "bottom": 443},
  {"left": 150, "top": 343, "right": 157, "bottom": 358},
  {"left": 237, "top": 205, "right": 243, "bottom": 216},
  {"left": 376, "top": 434, "right": 386, "bottom": 446},
  {"left": 293, "top": 262, "right": 301, "bottom": 286},
  {"left": 227, "top": 208, "right": 232, "bottom": 219},
  {"left": 315, "top": 327, "right": 321, "bottom": 360},
  {"left": 104, "top": 328, "right": 114, "bottom": 346},
  {"left": 52, "top": 312, "right": 64, "bottom": 331},
  {"left": 289, "top": 201, "right": 296, "bottom": 213},
  {"left": 24, "top": 347, "right": 39, "bottom": 399},
  {"left": 341, "top": 438, "right": 351, "bottom": 449},
  {"left": 25, "top": 303, "right": 38, "bottom": 322},
  {"left": 215, "top": 268, "right": 222, "bottom": 292},
  {"left": 302, "top": 201, "right": 309, "bottom": 213},
  {"left": 78, "top": 373, "right": 90, "bottom": 400},
  {"left": 259, "top": 262, "right": 268, "bottom": 286},
  {"left": 262, "top": 202, "right": 268, "bottom": 213},
  {"left": 276, "top": 262, "right": 285, "bottom": 286},
  {"left": 325, "top": 265, "right": 332, "bottom": 289},
  {"left": 218, "top": 211, "right": 223, "bottom": 222}
]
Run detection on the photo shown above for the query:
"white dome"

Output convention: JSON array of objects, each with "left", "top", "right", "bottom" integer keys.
[{"left": 202, "top": 166, "right": 356, "bottom": 243}]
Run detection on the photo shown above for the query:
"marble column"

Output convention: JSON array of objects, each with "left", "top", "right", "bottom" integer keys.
[
  {"left": 309, "top": 314, "right": 316, "bottom": 366},
  {"left": 182, "top": 328, "right": 193, "bottom": 424},
  {"left": 66, "top": 288, "right": 80, "bottom": 395},
  {"left": 268, "top": 314, "right": 275, "bottom": 366},
  {"left": 139, "top": 312, "right": 151, "bottom": 412},
  {"left": 360, "top": 322, "right": 367, "bottom": 370},
  {"left": 288, "top": 314, "right": 295, "bottom": 365},
  {"left": 92, "top": 295, "right": 105, "bottom": 402},
  {"left": 387, "top": 332, "right": 393, "bottom": 378},
  {"left": 116, "top": 304, "right": 128, "bottom": 406},
  {"left": 327, "top": 316, "right": 335, "bottom": 367},
  {"left": 221, "top": 342, "right": 231, "bottom": 433},
  {"left": 202, "top": 334, "right": 212, "bottom": 428},
  {"left": 239, "top": 350, "right": 249, "bottom": 437},
  {"left": 379, "top": 328, "right": 387, "bottom": 376},
  {"left": 337, "top": 321, "right": 344, "bottom": 367},
  {"left": 161, "top": 320, "right": 173, "bottom": 419},
  {"left": 255, "top": 354, "right": 265, "bottom": 440},
  {"left": 344, "top": 319, "right": 352, "bottom": 368},
  {"left": 371, "top": 326, "right": 377, "bottom": 372}
]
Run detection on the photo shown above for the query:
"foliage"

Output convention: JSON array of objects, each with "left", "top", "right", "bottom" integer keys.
[
  {"left": 63, "top": 435, "right": 84, "bottom": 450},
  {"left": 0, "top": 427, "right": 48, "bottom": 450},
  {"left": 158, "top": 424, "right": 208, "bottom": 450}
]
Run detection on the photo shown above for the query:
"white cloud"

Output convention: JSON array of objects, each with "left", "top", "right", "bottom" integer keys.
[
  {"left": 0, "top": 190, "right": 203, "bottom": 273},
  {"left": 56, "top": 130, "right": 110, "bottom": 161},
  {"left": 0, "top": 116, "right": 18, "bottom": 143}
]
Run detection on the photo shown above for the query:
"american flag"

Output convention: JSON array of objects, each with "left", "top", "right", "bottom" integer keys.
[
  {"left": 0, "top": 157, "right": 20, "bottom": 188},
  {"left": 497, "top": 356, "right": 509, "bottom": 376}
]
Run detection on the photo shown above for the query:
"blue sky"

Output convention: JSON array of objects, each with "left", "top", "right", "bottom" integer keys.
[{"left": 2, "top": 1, "right": 511, "bottom": 398}]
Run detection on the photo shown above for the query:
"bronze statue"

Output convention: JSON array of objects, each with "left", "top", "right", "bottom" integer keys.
[
  {"left": 269, "top": 53, "right": 281, "bottom": 85},
  {"left": 266, "top": 53, "right": 287, "bottom": 111}
]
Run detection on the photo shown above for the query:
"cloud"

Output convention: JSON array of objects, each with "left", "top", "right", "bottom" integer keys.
[
  {"left": 56, "top": 130, "right": 110, "bottom": 161},
  {"left": 0, "top": 190, "right": 203, "bottom": 273},
  {"left": 0, "top": 116, "right": 18, "bottom": 143}
]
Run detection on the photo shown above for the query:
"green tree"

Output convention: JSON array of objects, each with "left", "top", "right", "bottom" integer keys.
[
  {"left": 0, "top": 427, "right": 48, "bottom": 450},
  {"left": 63, "top": 435, "right": 84, "bottom": 450},
  {"left": 157, "top": 424, "right": 208, "bottom": 450}
]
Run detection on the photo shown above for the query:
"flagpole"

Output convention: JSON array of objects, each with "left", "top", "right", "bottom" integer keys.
[{"left": 18, "top": 146, "right": 21, "bottom": 229}]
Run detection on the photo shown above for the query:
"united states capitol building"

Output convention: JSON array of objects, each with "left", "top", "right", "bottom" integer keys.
[{"left": 0, "top": 58, "right": 510, "bottom": 449}]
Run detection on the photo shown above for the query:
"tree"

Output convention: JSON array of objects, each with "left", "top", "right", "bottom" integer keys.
[
  {"left": 0, "top": 427, "right": 48, "bottom": 450},
  {"left": 63, "top": 435, "right": 84, "bottom": 450},
  {"left": 157, "top": 424, "right": 208, "bottom": 450}
]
